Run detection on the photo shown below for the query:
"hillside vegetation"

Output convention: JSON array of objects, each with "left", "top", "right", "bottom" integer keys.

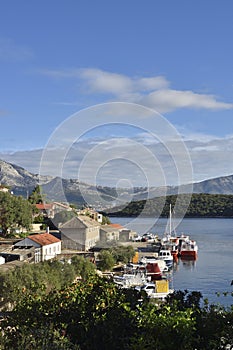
[{"left": 105, "top": 193, "right": 233, "bottom": 217}]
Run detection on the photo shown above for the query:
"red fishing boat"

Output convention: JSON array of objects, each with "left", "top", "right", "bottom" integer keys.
[{"left": 179, "top": 237, "right": 198, "bottom": 259}]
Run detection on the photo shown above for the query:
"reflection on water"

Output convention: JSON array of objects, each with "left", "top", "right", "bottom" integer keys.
[{"left": 174, "top": 258, "right": 197, "bottom": 271}]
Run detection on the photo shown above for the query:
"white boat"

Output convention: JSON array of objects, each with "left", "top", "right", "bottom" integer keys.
[
  {"left": 113, "top": 271, "right": 147, "bottom": 288},
  {"left": 139, "top": 256, "right": 169, "bottom": 272},
  {"left": 137, "top": 280, "right": 174, "bottom": 302},
  {"left": 141, "top": 232, "right": 158, "bottom": 242},
  {"left": 139, "top": 255, "right": 158, "bottom": 265},
  {"left": 158, "top": 249, "right": 173, "bottom": 267}
]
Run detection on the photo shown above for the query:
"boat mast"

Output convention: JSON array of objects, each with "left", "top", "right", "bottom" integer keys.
[{"left": 169, "top": 203, "right": 172, "bottom": 238}]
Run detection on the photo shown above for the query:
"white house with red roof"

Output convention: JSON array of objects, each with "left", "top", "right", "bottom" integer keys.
[{"left": 14, "top": 233, "right": 61, "bottom": 263}]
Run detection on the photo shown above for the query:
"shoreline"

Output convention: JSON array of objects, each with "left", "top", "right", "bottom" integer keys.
[{"left": 108, "top": 214, "right": 233, "bottom": 219}]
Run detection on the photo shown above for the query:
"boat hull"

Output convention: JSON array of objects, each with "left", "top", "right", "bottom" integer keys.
[{"left": 180, "top": 250, "right": 198, "bottom": 260}]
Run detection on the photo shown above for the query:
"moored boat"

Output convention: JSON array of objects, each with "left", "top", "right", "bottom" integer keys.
[
  {"left": 158, "top": 249, "right": 173, "bottom": 267},
  {"left": 162, "top": 205, "right": 198, "bottom": 260},
  {"left": 136, "top": 279, "right": 174, "bottom": 301},
  {"left": 113, "top": 270, "right": 147, "bottom": 288},
  {"left": 179, "top": 237, "right": 198, "bottom": 259}
]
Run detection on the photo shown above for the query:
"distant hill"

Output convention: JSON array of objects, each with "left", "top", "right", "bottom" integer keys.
[
  {"left": 104, "top": 192, "right": 233, "bottom": 218},
  {"left": 0, "top": 159, "right": 52, "bottom": 197},
  {"left": 0, "top": 160, "right": 126, "bottom": 208},
  {"left": 1, "top": 159, "right": 233, "bottom": 209},
  {"left": 193, "top": 175, "right": 233, "bottom": 194}
]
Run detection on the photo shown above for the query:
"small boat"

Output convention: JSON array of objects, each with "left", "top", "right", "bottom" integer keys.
[
  {"left": 179, "top": 237, "right": 198, "bottom": 260},
  {"left": 139, "top": 255, "right": 158, "bottom": 265},
  {"left": 136, "top": 279, "right": 174, "bottom": 302},
  {"left": 141, "top": 232, "right": 158, "bottom": 242},
  {"left": 158, "top": 249, "right": 174, "bottom": 267},
  {"left": 113, "top": 271, "right": 147, "bottom": 288}
]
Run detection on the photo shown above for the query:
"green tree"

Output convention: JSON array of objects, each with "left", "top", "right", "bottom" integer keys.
[
  {"left": 110, "top": 245, "right": 135, "bottom": 264},
  {"left": 98, "top": 250, "right": 115, "bottom": 271},
  {"left": 14, "top": 195, "right": 33, "bottom": 232},
  {"left": 0, "top": 191, "right": 15, "bottom": 235},
  {"left": 28, "top": 185, "right": 43, "bottom": 204},
  {"left": 0, "top": 192, "right": 33, "bottom": 236},
  {"left": 71, "top": 255, "right": 96, "bottom": 280},
  {"left": 0, "top": 275, "right": 139, "bottom": 350},
  {"left": 101, "top": 215, "right": 111, "bottom": 225},
  {"left": 0, "top": 258, "right": 96, "bottom": 306}
]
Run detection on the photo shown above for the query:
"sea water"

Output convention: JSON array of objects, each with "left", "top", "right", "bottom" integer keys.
[{"left": 109, "top": 217, "right": 233, "bottom": 307}]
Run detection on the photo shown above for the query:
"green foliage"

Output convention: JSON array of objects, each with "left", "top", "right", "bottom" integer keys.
[
  {"left": 0, "top": 192, "right": 33, "bottom": 236},
  {"left": 101, "top": 215, "right": 111, "bottom": 225},
  {"left": 109, "top": 245, "right": 135, "bottom": 264},
  {"left": 0, "top": 275, "right": 140, "bottom": 350},
  {"left": 0, "top": 257, "right": 96, "bottom": 306},
  {"left": 71, "top": 255, "right": 96, "bottom": 280},
  {"left": 0, "top": 274, "right": 232, "bottom": 350},
  {"left": 132, "top": 303, "right": 195, "bottom": 350},
  {"left": 98, "top": 250, "right": 115, "bottom": 271},
  {"left": 98, "top": 245, "right": 135, "bottom": 271},
  {"left": 28, "top": 185, "right": 43, "bottom": 204},
  {"left": 107, "top": 193, "right": 233, "bottom": 217}
]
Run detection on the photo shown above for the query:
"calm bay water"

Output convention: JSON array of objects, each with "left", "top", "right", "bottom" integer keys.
[{"left": 109, "top": 217, "right": 233, "bottom": 307}]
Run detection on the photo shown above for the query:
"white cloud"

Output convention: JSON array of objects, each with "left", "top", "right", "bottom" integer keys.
[
  {"left": 79, "top": 68, "right": 133, "bottom": 95},
  {"left": 3, "top": 134, "right": 233, "bottom": 186},
  {"left": 140, "top": 89, "right": 233, "bottom": 113},
  {"left": 191, "top": 145, "right": 220, "bottom": 152},
  {"left": 138, "top": 76, "right": 169, "bottom": 91},
  {"left": 175, "top": 127, "right": 223, "bottom": 143},
  {"left": 41, "top": 67, "right": 233, "bottom": 113}
]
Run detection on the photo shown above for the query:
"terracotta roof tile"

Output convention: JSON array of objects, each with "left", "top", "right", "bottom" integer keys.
[
  {"left": 36, "top": 203, "right": 53, "bottom": 210},
  {"left": 109, "top": 223, "right": 124, "bottom": 229},
  {"left": 28, "top": 233, "right": 60, "bottom": 246}
]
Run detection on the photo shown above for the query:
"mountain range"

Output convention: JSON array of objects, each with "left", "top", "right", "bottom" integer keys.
[{"left": 1, "top": 159, "right": 233, "bottom": 209}]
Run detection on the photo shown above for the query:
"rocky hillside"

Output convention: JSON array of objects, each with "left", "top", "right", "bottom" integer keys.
[
  {"left": 193, "top": 175, "right": 233, "bottom": 194},
  {"left": 0, "top": 160, "right": 122, "bottom": 208},
  {"left": 0, "top": 160, "right": 52, "bottom": 197},
  {"left": 1, "top": 159, "right": 233, "bottom": 208}
]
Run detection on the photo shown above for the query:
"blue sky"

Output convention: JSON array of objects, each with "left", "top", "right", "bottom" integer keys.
[{"left": 1, "top": 0, "right": 233, "bottom": 186}]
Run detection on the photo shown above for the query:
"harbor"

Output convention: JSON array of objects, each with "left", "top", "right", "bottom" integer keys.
[
  {"left": 111, "top": 226, "right": 198, "bottom": 302},
  {"left": 110, "top": 216, "right": 233, "bottom": 306}
]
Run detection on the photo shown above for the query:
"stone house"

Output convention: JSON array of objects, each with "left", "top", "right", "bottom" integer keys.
[
  {"left": 60, "top": 215, "right": 100, "bottom": 251},
  {"left": 99, "top": 225, "right": 120, "bottom": 242},
  {"left": 119, "top": 228, "right": 137, "bottom": 242},
  {"left": 104, "top": 224, "right": 137, "bottom": 242},
  {"left": 78, "top": 208, "right": 103, "bottom": 223}
]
